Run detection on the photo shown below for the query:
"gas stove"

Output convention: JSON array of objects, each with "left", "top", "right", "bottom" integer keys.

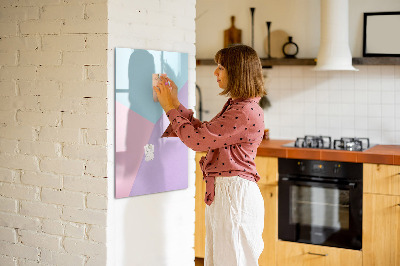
[{"left": 283, "top": 135, "right": 373, "bottom": 151}]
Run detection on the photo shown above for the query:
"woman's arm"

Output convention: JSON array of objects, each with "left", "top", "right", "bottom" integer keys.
[
  {"left": 155, "top": 77, "right": 202, "bottom": 137},
  {"left": 165, "top": 107, "right": 249, "bottom": 152}
]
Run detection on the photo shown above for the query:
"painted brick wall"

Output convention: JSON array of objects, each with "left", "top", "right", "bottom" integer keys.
[
  {"left": 0, "top": 1, "right": 108, "bottom": 265},
  {"left": 107, "top": 0, "right": 197, "bottom": 265}
]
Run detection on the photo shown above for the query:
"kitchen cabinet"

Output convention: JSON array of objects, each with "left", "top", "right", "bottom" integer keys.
[
  {"left": 259, "top": 184, "right": 278, "bottom": 266},
  {"left": 255, "top": 156, "right": 278, "bottom": 186},
  {"left": 195, "top": 156, "right": 400, "bottom": 265},
  {"left": 363, "top": 193, "right": 400, "bottom": 266},
  {"left": 194, "top": 154, "right": 279, "bottom": 266},
  {"left": 256, "top": 157, "right": 278, "bottom": 266},
  {"left": 363, "top": 163, "right": 400, "bottom": 266},
  {"left": 363, "top": 163, "right": 400, "bottom": 196},
  {"left": 276, "top": 241, "right": 362, "bottom": 266},
  {"left": 195, "top": 152, "right": 207, "bottom": 258}
]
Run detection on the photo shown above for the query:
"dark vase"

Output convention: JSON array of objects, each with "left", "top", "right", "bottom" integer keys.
[{"left": 282, "top": 36, "right": 299, "bottom": 58}]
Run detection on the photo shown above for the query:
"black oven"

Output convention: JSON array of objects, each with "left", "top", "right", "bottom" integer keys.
[{"left": 278, "top": 158, "right": 363, "bottom": 250}]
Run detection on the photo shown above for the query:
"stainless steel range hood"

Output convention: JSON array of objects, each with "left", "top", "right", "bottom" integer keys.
[{"left": 314, "top": 0, "right": 358, "bottom": 71}]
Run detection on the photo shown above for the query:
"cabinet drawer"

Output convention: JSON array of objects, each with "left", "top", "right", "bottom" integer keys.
[
  {"left": 255, "top": 156, "right": 278, "bottom": 186},
  {"left": 277, "top": 241, "right": 362, "bottom": 266},
  {"left": 363, "top": 193, "right": 400, "bottom": 266},
  {"left": 364, "top": 164, "right": 400, "bottom": 196}
]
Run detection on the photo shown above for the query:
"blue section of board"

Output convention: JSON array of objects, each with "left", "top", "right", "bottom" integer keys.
[{"left": 115, "top": 48, "right": 188, "bottom": 124}]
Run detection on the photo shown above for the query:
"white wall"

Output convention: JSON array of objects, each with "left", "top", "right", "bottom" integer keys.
[
  {"left": 0, "top": 1, "right": 108, "bottom": 265},
  {"left": 196, "top": 0, "right": 400, "bottom": 58},
  {"left": 197, "top": 0, "right": 318, "bottom": 59},
  {"left": 107, "top": 1, "right": 197, "bottom": 266},
  {"left": 196, "top": 0, "right": 400, "bottom": 145}
]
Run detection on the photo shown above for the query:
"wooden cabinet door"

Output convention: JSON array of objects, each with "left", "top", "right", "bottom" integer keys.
[
  {"left": 363, "top": 193, "right": 400, "bottom": 266},
  {"left": 259, "top": 185, "right": 278, "bottom": 266},
  {"left": 195, "top": 152, "right": 207, "bottom": 258},
  {"left": 255, "top": 156, "right": 278, "bottom": 186},
  {"left": 276, "top": 241, "right": 362, "bottom": 266},
  {"left": 364, "top": 164, "right": 400, "bottom": 196}
]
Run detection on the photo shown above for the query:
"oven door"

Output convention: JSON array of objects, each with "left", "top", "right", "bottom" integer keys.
[{"left": 278, "top": 176, "right": 362, "bottom": 250}]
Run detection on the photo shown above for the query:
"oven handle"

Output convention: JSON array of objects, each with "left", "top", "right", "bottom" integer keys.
[{"left": 280, "top": 177, "right": 357, "bottom": 189}]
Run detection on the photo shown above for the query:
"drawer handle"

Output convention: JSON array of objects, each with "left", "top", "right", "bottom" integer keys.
[{"left": 307, "top": 252, "right": 328, "bottom": 257}]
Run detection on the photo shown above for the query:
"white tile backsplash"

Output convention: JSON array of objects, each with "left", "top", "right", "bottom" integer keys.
[
  {"left": 382, "top": 78, "right": 395, "bottom": 91},
  {"left": 316, "top": 116, "right": 330, "bottom": 129},
  {"left": 382, "top": 105, "right": 395, "bottom": 118},
  {"left": 395, "top": 118, "right": 400, "bottom": 131},
  {"left": 382, "top": 90, "right": 395, "bottom": 104},
  {"left": 368, "top": 104, "right": 382, "bottom": 118},
  {"left": 367, "top": 77, "right": 382, "bottom": 91},
  {"left": 196, "top": 65, "right": 400, "bottom": 144},
  {"left": 381, "top": 66, "right": 395, "bottom": 77},
  {"left": 341, "top": 89, "right": 355, "bottom": 104},
  {"left": 355, "top": 117, "right": 368, "bottom": 130},
  {"left": 355, "top": 104, "right": 368, "bottom": 117},
  {"left": 341, "top": 104, "right": 355, "bottom": 116},
  {"left": 382, "top": 117, "right": 396, "bottom": 131},
  {"left": 367, "top": 91, "right": 381, "bottom": 105}
]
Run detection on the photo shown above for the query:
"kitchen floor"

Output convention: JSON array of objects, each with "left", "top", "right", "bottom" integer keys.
[{"left": 195, "top": 257, "right": 204, "bottom": 266}]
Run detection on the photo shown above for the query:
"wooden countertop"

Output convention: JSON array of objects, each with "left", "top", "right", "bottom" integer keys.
[{"left": 257, "top": 139, "right": 400, "bottom": 165}]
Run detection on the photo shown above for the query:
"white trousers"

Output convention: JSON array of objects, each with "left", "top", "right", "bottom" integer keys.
[{"left": 205, "top": 176, "right": 265, "bottom": 266}]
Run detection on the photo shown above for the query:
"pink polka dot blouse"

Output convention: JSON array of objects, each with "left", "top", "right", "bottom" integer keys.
[{"left": 162, "top": 97, "right": 265, "bottom": 205}]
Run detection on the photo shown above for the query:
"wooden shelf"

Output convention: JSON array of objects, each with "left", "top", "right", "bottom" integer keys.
[
  {"left": 352, "top": 57, "right": 400, "bottom": 65},
  {"left": 196, "top": 57, "right": 400, "bottom": 67},
  {"left": 196, "top": 58, "right": 315, "bottom": 68},
  {"left": 260, "top": 58, "right": 316, "bottom": 67}
]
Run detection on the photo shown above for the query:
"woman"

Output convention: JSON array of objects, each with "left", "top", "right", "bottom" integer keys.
[{"left": 154, "top": 44, "right": 266, "bottom": 266}]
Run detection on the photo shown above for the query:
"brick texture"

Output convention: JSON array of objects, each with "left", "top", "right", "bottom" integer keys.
[
  {"left": 0, "top": 0, "right": 197, "bottom": 264},
  {"left": 42, "top": 219, "right": 64, "bottom": 236},
  {"left": 0, "top": 226, "right": 17, "bottom": 243},
  {"left": 0, "top": 1, "right": 108, "bottom": 264}
]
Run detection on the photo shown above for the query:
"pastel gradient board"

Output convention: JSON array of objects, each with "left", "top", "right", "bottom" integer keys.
[{"left": 115, "top": 48, "right": 189, "bottom": 199}]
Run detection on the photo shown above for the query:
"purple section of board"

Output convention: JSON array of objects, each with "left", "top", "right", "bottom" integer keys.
[{"left": 130, "top": 82, "right": 189, "bottom": 196}]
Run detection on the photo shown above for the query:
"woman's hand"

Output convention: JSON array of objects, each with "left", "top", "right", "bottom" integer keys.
[
  {"left": 165, "top": 77, "right": 180, "bottom": 108},
  {"left": 153, "top": 77, "right": 175, "bottom": 113}
]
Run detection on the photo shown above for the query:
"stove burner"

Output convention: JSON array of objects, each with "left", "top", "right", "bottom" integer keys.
[
  {"left": 295, "top": 135, "right": 332, "bottom": 149},
  {"left": 287, "top": 136, "right": 372, "bottom": 151},
  {"left": 333, "top": 137, "right": 370, "bottom": 151}
]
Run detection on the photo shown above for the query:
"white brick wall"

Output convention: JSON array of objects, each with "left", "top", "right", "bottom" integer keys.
[
  {"left": 64, "top": 222, "right": 85, "bottom": 239},
  {"left": 0, "top": 0, "right": 108, "bottom": 265},
  {"left": 40, "top": 249, "right": 85, "bottom": 266},
  {"left": 1, "top": 0, "right": 198, "bottom": 264}
]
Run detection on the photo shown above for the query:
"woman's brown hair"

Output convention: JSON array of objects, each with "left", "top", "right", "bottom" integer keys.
[{"left": 214, "top": 44, "right": 266, "bottom": 99}]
